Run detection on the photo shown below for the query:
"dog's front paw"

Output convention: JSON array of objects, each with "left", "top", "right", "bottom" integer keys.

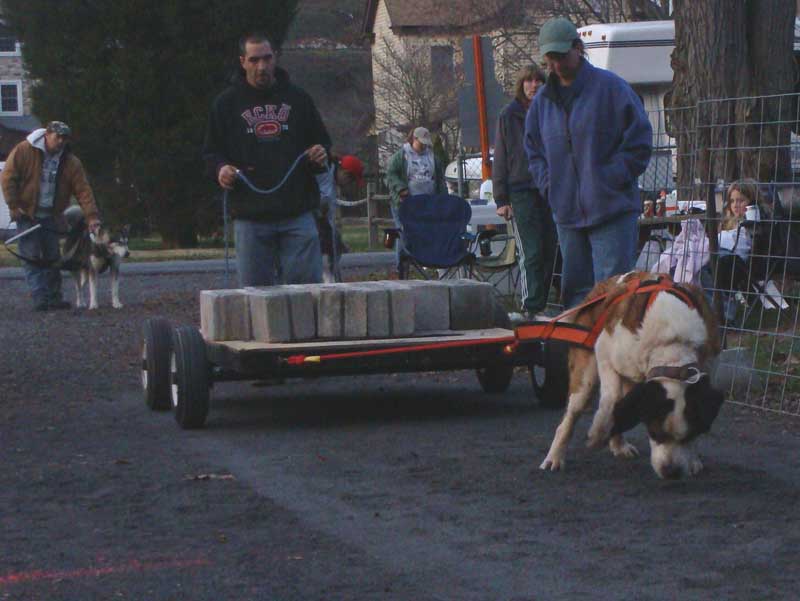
[
  {"left": 689, "top": 456, "right": 704, "bottom": 476},
  {"left": 112, "top": 301, "right": 123, "bottom": 309},
  {"left": 609, "top": 437, "right": 639, "bottom": 459},
  {"left": 89, "top": 303, "right": 99, "bottom": 310},
  {"left": 539, "top": 453, "right": 566, "bottom": 472}
]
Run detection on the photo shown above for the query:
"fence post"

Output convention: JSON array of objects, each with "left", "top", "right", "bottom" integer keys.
[
  {"left": 457, "top": 150, "right": 465, "bottom": 198},
  {"left": 367, "top": 182, "right": 377, "bottom": 250}
]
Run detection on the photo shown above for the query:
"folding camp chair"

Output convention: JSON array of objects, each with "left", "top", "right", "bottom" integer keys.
[
  {"left": 386, "top": 193, "right": 476, "bottom": 280},
  {"left": 469, "top": 218, "right": 521, "bottom": 308}
]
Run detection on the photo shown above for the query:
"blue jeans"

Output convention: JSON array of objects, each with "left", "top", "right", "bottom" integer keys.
[
  {"left": 17, "top": 216, "right": 63, "bottom": 305},
  {"left": 556, "top": 211, "right": 639, "bottom": 308},
  {"left": 234, "top": 212, "right": 322, "bottom": 287}
]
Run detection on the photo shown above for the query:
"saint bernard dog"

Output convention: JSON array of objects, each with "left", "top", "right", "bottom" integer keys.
[{"left": 540, "top": 271, "right": 724, "bottom": 479}]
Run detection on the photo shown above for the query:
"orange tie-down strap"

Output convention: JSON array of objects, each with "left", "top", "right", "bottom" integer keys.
[{"left": 516, "top": 276, "right": 697, "bottom": 351}]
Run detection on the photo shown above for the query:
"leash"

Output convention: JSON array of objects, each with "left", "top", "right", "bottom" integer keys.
[
  {"left": 220, "top": 152, "right": 310, "bottom": 285},
  {"left": 3, "top": 220, "right": 79, "bottom": 269}
]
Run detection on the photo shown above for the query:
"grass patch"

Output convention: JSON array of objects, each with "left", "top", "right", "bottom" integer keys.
[{"left": 0, "top": 224, "right": 383, "bottom": 268}]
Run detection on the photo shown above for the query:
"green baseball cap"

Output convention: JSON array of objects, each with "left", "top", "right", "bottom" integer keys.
[{"left": 539, "top": 17, "right": 578, "bottom": 55}]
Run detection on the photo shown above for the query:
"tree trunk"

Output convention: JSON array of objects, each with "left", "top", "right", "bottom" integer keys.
[
  {"left": 151, "top": 188, "right": 199, "bottom": 249},
  {"left": 666, "top": 0, "right": 796, "bottom": 194}
]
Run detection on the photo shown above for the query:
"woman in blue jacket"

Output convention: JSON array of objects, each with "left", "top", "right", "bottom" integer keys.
[{"left": 524, "top": 17, "right": 652, "bottom": 308}]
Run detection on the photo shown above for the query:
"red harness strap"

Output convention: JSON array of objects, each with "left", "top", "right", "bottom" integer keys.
[{"left": 516, "top": 275, "right": 697, "bottom": 350}]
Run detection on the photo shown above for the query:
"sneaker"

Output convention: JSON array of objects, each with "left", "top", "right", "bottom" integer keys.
[
  {"left": 522, "top": 311, "right": 551, "bottom": 322},
  {"left": 48, "top": 300, "right": 71, "bottom": 310}
]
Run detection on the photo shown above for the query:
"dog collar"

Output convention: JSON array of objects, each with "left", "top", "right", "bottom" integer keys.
[{"left": 647, "top": 362, "right": 704, "bottom": 384}]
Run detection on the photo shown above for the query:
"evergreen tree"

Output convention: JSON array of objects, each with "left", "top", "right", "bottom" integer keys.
[{"left": 4, "top": 0, "right": 298, "bottom": 246}]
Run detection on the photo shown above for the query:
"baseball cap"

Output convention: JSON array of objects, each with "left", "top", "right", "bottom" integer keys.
[
  {"left": 413, "top": 126, "right": 433, "bottom": 147},
  {"left": 46, "top": 121, "right": 72, "bottom": 137},
  {"left": 339, "top": 155, "right": 364, "bottom": 185},
  {"left": 539, "top": 17, "right": 578, "bottom": 55}
]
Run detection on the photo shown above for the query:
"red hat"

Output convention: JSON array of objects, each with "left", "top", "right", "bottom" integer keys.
[{"left": 339, "top": 155, "right": 364, "bottom": 185}]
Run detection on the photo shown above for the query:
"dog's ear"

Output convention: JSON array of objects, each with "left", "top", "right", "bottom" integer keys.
[
  {"left": 685, "top": 375, "right": 724, "bottom": 435},
  {"left": 611, "top": 381, "right": 671, "bottom": 435}
]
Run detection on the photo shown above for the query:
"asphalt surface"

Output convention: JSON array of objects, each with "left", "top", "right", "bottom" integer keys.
[{"left": 2, "top": 264, "right": 800, "bottom": 600}]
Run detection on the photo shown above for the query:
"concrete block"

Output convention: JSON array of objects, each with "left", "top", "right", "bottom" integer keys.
[
  {"left": 310, "top": 285, "right": 343, "bottom": 339},
  {"left": 374, "top": 281, "right": 415, "bottom": 337},
  {"left": 352, "top": 284, "right": 391, "bottom": 338},
  {"left": 286, "top": 290, "right": 316, "bottom": 341},
  {"left": 200, "top": 289, "right": 251, "bottom": 341},
  {"left": 247, "top": 290, "right": 291, "bottom": 343},
  {"left": 402, "top": 280, "right": 451, "bottom": 332},
  {"left": 342, "top": 287, "right": 368, "bottom": 339},
  {"left": 444, "top": 279, "right": 494, "bottom": 330}
]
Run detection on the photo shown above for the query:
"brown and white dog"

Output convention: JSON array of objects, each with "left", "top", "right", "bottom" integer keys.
[
  {"left": 63, "top": 206, "right": 130, "bottom": 310},
  {"left": 540, "top": 271, "right": 724, "bottom": 479}
]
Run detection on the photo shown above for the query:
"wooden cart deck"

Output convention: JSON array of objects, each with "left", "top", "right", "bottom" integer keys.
[{"left": 203, "top": 328, "right": 522, "bottom": 378}]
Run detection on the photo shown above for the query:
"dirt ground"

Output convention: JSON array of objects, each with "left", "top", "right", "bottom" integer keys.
[{"left": 2, "top": 269, "right": 800, "bottom": 600}]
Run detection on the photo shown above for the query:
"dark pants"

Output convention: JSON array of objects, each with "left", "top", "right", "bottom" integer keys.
[
  {"left": 509, "top": 189, "right": 557, "bottom": 314},
  {"left": 17, "top": 216, "right": 63, "bottom": 306}
]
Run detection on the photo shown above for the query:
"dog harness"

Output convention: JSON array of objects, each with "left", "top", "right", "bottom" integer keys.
[{"left": 515, "top": 274, "right": 698, "bottom": 351}]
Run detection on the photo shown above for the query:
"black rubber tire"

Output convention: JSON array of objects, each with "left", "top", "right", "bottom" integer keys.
[
  {"left": 477, "top": 364, "right": 515, "bottom": 393},
  {"left": 475, "top": 298, "right": 514, "bottom": 393},
  {"left": 530, "top": 340, "right": 570, "bottom": 409},
  {"left": 171, "top": 326, "right": 210, "bottom": 429},
  {"left": 142, "top": 317, "right": 173, "bottom": 411}
]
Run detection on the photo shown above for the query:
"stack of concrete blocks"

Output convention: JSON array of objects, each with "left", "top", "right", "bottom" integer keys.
[
  {"left": 200, "top": 289, "right": 252, "bottom": 342},
  {"left": 200, "top": 279, "right": 497, "bottom": 343},
  {"left": 246, "top": 287, "right": 315, "bottom": 343}
]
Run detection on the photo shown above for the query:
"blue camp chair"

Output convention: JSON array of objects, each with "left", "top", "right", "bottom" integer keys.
[{"left": 387, "top": 193, "right": 476, "bottom": 280}]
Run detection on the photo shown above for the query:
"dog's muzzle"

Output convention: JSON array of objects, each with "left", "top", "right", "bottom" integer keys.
[{"left": 646, "top": 363, "right": 704, "bottom": 384}]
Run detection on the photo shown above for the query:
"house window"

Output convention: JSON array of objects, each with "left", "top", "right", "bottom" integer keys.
[
  {"left": 0, "top": 81, "right": 22, "bottom": 115},
  {"left": 430, "top": 45, "right": 454, "bottom": 92},
  {"left": 0, "top": 23, "right": 19, "bottom": 56},
  {"left": 0, "top": 36, "right": 16, "bottom": 53}
]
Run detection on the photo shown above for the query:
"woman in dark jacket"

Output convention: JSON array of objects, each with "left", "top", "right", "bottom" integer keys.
[{"left": 492, "top": 65, "right": 556, "bottom": 319}]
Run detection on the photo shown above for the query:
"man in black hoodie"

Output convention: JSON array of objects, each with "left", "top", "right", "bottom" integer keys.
[{"left": 204, "top": 32, "right": 331, "bottom": 286}]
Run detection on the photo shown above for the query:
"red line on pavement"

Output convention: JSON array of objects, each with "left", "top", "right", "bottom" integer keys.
[{"left": 0, "top": 558, "right": 209, "bottom": 586}]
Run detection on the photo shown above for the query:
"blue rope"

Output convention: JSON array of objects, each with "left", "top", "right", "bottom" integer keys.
[
  {"left": 235, "top": 152, "right": 308, "bottom": 195},
  {"left": 221, "top": 152, "right": 310, "bottom": 285}
]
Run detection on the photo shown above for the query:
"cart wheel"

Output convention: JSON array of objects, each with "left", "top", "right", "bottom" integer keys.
[
  {"left": 171, "top": 325, "right": 210, "bottom": 429},
  {"left": 142, "top": 317, "right": 172, "bottom": 411},
  {"left": 476, "top": 364, "right": 514, "bottom": 393},
  {"left": 530, "top": 340, "right": 569, "bottom": 409}
]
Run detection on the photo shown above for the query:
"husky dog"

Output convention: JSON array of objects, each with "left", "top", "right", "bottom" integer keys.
[{"left": 63, "top": 206, "right": 130, "bottom": 309}]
